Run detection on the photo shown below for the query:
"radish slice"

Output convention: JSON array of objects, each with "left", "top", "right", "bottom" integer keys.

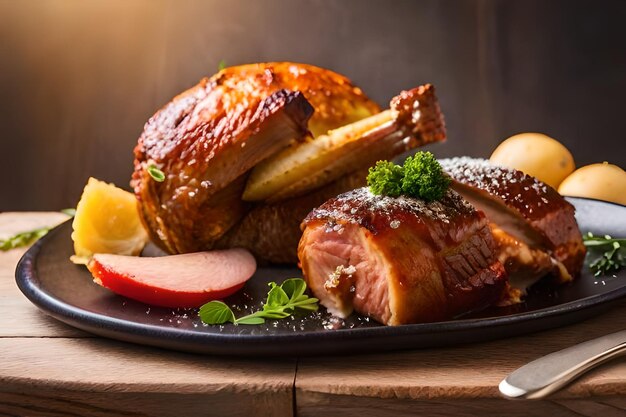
[{"left": 87, "top": 250, "right": 256, "bottom": 308}]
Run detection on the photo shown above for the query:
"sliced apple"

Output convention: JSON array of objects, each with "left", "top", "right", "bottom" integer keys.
[
  {"left": 87, "top": 250, "right": 256, "bottom": 308},
  {"left": 242, "top": 84, "right": 446, "bottom": 203}
]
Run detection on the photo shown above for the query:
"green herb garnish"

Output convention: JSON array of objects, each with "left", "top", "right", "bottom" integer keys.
[
  {"left": 401, "top": 153, "right": 451, "bottom": 201},
  {"left": 199, "top": 278, "right": 319, "bottom": 325},
  {"left": 367, "top": 151, "right": 450, "bottom": 201},
  {"left": 147, "top": 164, "right": 165, "bottom": 182},
  {"left": 0, "top": 227, "right": 50, "bottom": 251},
  {"left": 367, "top": 160, "right": 404, "bottom": 197},
  {"left": 0, "top": 209, "right": 76, "bottom": 251},
  {"left": 583, "top": 232, "right": 626, "bottom": 276},
  {"left": 218, "top": 59, "right": 227, "bottom": 71}
]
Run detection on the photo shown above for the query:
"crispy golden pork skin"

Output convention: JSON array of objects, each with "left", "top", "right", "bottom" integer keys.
[
  {"left": 133, "top": 63, "right": 379, "bottom": 254},
  {"left": 133, "top": 87, "right": 313, "bottom": 254},
  {"left": 298, "top": 188, "right": 507, "bottom": 325},
  {"left": 439, "top": 158, "right": 586, "bottom": 300}
]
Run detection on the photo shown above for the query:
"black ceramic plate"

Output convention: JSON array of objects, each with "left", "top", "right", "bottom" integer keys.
[{"left": 15, "top": 197, "right": 626, "bottom": 356}]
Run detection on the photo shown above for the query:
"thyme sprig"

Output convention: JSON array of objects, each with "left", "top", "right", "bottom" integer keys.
[
  {"left": 199, "top": 278, "right": 318, "bottom": 325},
  {"left": 0, "top": 209, "right": 75, "bottom": 251},
  {"left": 583, "top": 232, "right": 626, "bottom": 276}
]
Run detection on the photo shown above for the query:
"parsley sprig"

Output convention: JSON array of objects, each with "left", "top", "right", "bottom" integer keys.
[
  {"left": 199, "top": 278, "right": 319, "bottom": 325},
  {"left": 583, "top": 232, "right": 626, "bottom": 276},
  {"left": 367, "top": 151, "right": 451, "bottom": 201}
]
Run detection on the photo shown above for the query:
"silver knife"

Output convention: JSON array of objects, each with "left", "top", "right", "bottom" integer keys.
[{"left": 499, "top": 329, "right": 626, "bottom": 399}]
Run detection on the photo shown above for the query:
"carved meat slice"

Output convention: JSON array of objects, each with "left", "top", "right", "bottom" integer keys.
[
  {"left": 297, "top": 187, "right": 507, "bottom": 325},
  {"left": 439, "top": 157, "right": 586, "bottom": 301}
]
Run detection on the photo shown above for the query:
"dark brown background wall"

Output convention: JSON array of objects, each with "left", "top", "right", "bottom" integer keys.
[{"left": 1, "top": 0, "right": 624, "bottom": 210}]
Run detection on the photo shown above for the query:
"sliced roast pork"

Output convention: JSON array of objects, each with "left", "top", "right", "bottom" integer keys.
[
  {"left": 439, "top": 157, "right": 586, "bottom": 302},
  {"left": 297, "top": 187, "right": 507, "bottom": 325}
]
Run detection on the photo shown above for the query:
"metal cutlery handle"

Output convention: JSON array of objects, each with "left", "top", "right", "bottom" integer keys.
[{"left": 499, "top": 329, "right": 626, "bottom": 399}]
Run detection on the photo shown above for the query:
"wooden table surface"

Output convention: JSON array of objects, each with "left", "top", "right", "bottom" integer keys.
[{"left": 1, "top": 212, "right": 625, "bottom": 417}]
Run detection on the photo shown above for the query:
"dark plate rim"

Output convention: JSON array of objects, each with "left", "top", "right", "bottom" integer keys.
[{"left": 14, "top": 196, "right": 626, "bottom": 347}]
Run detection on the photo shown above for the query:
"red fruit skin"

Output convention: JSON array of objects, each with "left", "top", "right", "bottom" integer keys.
[{"left": 87, "top": 259, "right": 245, "bottom": 308}]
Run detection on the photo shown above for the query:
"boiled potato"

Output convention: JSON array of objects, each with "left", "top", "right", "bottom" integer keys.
[
  {"left": 558, "top": 163, "right": 626, "bottom": 205},
  {"left": 490, "top": 133, "right": 575, "bottom": 189}
]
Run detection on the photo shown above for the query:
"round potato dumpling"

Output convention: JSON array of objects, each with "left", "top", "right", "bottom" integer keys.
[
  {"left": 490, "top": 133, "right": 575, "bottom": 189},
  {"left": 558, "top": 163, "right": 626, "bottom": 205}
]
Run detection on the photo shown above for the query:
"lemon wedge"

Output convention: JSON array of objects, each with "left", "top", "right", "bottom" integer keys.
[{"left": 70, "top": 177, "right": 149, "bottom": 264}]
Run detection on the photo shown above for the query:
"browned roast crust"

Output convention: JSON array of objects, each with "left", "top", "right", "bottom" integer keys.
[
  {"left": 439, "top": 158, "right": 568, "bottom": 225},
  {"left": 302, "top": 187, "right": 479, "bottom": 242},
  {"left": 132, "top": 62, "right": 380, "bottom": 255},
  {"left": 298, "top": 187, "right": 507, "bottom": 324},
  {"left": 390, "top": 84, "right": 446, "bottom": 149},
  {"left": 439, "top": 157, "right": 586, "bottom": 278},
  {"left": 213, "top": 63, "right": 381, "bottom": 138},
  {"left": 133, "top": 88, "right": 313, "bottom": 253},
  {"left": 215, "top": 169, "right": 367, "bottom": 264}
]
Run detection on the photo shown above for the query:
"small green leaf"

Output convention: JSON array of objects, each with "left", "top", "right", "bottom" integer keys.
[
  {"left": 292, "top": 297, "right": 319, "bottom": 312},
  {"left": 235, "top": 316, "right": 265, "bottom": 325},
  {"left": 258, "top": 310, "right": 291, "bottom": 319},
  {"left": 199, "top": 301, "right": 235, "bottom": 324},
  {"left": 218, "top": 59, "right": 227, "bottom": 71},
  {"left": 293, "top": 297, "right": 319, "bottom": 306},
  {"left": 281, "top": 278, "right": 306, "bottom": 301},
  {"left": 265, "top": 283, "right": 289, "bottom": 309},
  {"left": 147, "top": 164, "right": 165, "bottom": 182},
  {"left": 293, "top": 303, "right": 319, "bottom": 312}
]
